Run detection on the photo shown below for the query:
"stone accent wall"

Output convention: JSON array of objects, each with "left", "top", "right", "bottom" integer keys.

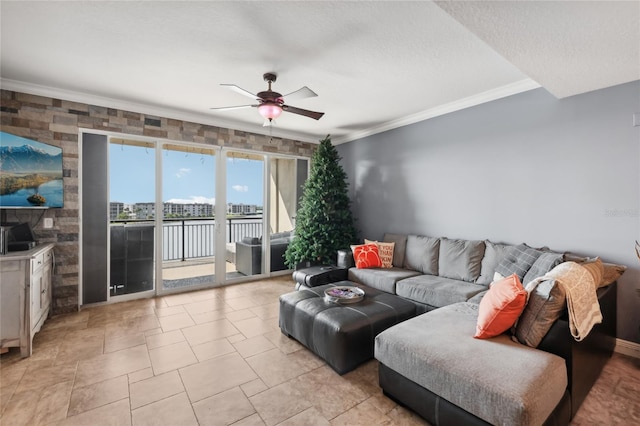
[{"left": 0, "top": 90, "right": 317, "bottom": 314}]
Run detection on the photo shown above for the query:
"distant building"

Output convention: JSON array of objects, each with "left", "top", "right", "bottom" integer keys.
[
  {"left": 135, "top": 202, "right": 155, "bottom": 219},
  {"left": 109, "top": 202, "right": 124, "bottom": 220},
  {"left": 163, "top": 203, "right": 184, "bottom": 216},
  {"left": 112, "top": 201, "right": 214, "bottom": 219},
  {"left": 227, "top": 203, "right": 257, "bottom": 215},
  {"left": 183, "top": 203, "right": 213, "bottom": 217}
]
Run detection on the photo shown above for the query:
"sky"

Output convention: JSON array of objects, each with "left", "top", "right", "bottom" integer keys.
[{"left": 109, "top": 143, "right": 264, "bottom": 206}]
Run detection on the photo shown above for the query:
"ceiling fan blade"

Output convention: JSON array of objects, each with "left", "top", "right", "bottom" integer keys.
[
  {"left": 283, "top": 86, "right": 317, "bottom": 101},
  {"left": 221, "top": 84, "right": 259, "bottom": 100},
  {"left": 282, "top": 105, "right": 325, "bottom": 120},
  {"left": 210, "top": 105, "right": 256, "bottom": 111}
]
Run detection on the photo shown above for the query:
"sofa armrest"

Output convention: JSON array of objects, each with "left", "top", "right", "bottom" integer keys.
[
  {"left": 337, "top": 249, "right": 354, "bottom": 269},
  {"left": 269, "top": 241, "right": 290, "bottom": 272},
  {"left": 235, "top": 241, "right": 262, "bottom": 275}
]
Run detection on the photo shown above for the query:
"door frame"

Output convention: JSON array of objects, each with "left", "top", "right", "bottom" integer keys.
[{"left": 79, "top": 129, "right": 309, "bottom": 305}]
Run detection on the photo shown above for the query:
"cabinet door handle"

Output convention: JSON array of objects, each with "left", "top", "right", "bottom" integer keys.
[{"left": 41, "top": 289, "right": 46, "bottom": 294}]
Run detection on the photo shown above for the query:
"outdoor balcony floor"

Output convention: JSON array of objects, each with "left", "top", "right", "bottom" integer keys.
[
  {"left": 162, "top": 258, "right": 240, "bottom": 280},
  {"left": 161, "top": 258, "right": 245, "bottom": 290}
]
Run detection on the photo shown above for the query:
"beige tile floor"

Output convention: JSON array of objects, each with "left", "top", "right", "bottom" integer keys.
[{"left": 1, "top": 276, "right": 638, "bottom": 425}]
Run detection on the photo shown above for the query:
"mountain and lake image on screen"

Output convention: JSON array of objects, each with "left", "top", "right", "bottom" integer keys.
[{"left": 0, "top": 131, "right": 64, "bottom": 208}]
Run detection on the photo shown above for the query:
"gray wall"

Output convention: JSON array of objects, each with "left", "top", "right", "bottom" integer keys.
[{"left": 337, "top": 81, "right": 640, "bottom": 343}]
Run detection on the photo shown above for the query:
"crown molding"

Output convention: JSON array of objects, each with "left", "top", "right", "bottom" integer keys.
[
  {"left": 332, "top": 78, "right": 541, "bottom": 145},
  {"left": 2, "top": 78, "right": 541, "bottom": 147},
  {"left": 0, "top": 79, "right": 320, "bottom": 144}
]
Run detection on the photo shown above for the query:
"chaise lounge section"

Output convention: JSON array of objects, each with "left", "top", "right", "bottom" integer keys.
[
  {"left": 376, "top": 302, "right": 570, "bottom": 426},
  {"left": 337, "top": 233, "right": 620, "bottom": 425}
]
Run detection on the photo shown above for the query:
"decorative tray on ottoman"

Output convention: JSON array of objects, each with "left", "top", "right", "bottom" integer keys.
[{"left": 324, "top": 286, "right": 365, "bottom": 304}]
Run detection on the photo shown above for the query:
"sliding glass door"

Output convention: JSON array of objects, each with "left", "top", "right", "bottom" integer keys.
[
  {"left": 224, "top": 151, "right": 265, "bottom": 279},
  {"left": 160, "top": 144, "right": 217, "bottom": 292},
  {"left": 99, "top": 134, "right": 308, "bottom": 301},
  {"left": 109, "top": 139, "right": 156, "bottom": 297}
]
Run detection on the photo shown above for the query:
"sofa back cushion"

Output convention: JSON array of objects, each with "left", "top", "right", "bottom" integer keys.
[
  {"left": 241, "top": 237, "right": 260, "bottom": 245},
  {"left": 270, "top": 231, "right": 292, "bottom": 241},
  {"left": 383, "top": 233, "right": 407, "bottom": 268},
  {"left": 495, "top": 244, "right": 544, "bottom": 282},
  {"left": 522, "top": 251, "right": 564, "bottom": 285},
  {"left": 476, "top": 241, "right": 510, "bottom": 285},
  {"left": 404, "top": 235, "right": 440, "bottom": 275},
  {"left": 564, "top": 253, "right": 626, "bottom": 287},
  {"left": 438, "top": 238, "right": 485, "bottom": 282}
]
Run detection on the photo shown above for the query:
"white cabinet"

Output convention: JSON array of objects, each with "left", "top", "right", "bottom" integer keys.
[{"left": 0, "top": 244, "right": 54, "bottom": 357}]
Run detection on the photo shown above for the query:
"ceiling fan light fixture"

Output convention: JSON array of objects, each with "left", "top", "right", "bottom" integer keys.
[
  {"left": 214, "top": 73, "right": 324, "bottom": 122},
  {"left": 258, "top": 103, "right": 283, "bottom": 120}
]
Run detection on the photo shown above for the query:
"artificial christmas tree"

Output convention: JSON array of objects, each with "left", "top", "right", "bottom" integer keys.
[{"left": 285, "top": 135, "right": 357, "bottom": 268}]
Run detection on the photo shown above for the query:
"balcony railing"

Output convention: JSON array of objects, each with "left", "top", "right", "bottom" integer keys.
[{"left": 109, "top": 216, "right": 263, "bottom": 262}]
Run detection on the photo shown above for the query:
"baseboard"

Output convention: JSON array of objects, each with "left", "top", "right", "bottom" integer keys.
[{"left": 615, "top": 338, "right": 640, "bottom": 359}]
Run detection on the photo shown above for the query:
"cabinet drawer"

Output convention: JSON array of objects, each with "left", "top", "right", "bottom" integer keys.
[{"left": 32, "top": 253, "right": 45, "bottom": 273}]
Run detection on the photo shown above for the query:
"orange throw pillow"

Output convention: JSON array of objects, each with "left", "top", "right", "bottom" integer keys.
[
  {"left": 351, "top": 244, "right": 382, "bottom": 269},
  {"left": 475, "top": 274, "right": 527, "bottom": 339},
  {"left": 364, "top": 239, "right": 395, "bottom": 268}
]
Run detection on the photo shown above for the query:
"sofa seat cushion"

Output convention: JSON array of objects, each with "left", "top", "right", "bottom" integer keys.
[
  {"left": 467, "top": 289, "right": 488, "bottom": 304},
  {"left": 375, "top": 302, "right": 568, "bottom": 426},
  {"left": 395, "top": 275, "right": 486, "bottom": 308},
  {"left": 348, "top": 267, "right": 420, "bottom": 294}
]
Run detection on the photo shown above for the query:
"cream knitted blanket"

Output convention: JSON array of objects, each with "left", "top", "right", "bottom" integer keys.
[{"left": 525, "top": 261, "right": 602, "bottom": 341}]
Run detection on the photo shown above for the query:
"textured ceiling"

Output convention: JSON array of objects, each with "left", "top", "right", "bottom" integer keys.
[
  {"left": 436, "top": 1, "right": 640, "bottom": 99},
  {"left": 1, "top": 1, "right": 638, "bottom": 144}
]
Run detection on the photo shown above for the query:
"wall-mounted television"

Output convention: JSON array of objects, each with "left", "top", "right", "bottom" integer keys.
[{"left": 0, "top": 131, "right": 64, "bottom": 208}]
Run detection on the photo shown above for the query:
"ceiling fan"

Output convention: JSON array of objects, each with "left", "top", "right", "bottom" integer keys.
[{"left": 211, "top": 73, "right": 324, "bottom": 125}]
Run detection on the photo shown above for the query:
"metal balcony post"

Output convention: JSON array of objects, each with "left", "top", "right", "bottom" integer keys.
[{"left": 181, "top": 219, "right": 185, "bottom": 262}]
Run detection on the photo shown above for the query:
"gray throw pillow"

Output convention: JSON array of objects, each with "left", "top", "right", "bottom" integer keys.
[
  {"left": 383, "top": 233, "right": 407, "bottom": 268},
  {"left": 515, "top": 279, "right": 566, "bottom": 348},
  {"left": 476, "top": 241, "right": 510, "bottom": 285},
  {"left": 522, "top": 252, "right": 564, "bottom": 285},
  {"left": 438, "top": 238, "right": 485, "bottom": 282},
  {"left": 404, "top": 235, "right": 440, "bottom": 275},
  {"left": 495, "top": 244, "right": 543, "bottom": 282}
]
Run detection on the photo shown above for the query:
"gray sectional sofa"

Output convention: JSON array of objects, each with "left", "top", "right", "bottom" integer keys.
[{"left": 338, "top": 233, "right": 618, "bottom": 426}]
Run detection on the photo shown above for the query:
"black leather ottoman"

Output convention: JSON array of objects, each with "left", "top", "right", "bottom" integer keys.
[
  {"left": 279, "top": 281, "right": 416, "bottom": 374},
  {"left": 292, "top": 265, "right": 348, "bottom": 290}
]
